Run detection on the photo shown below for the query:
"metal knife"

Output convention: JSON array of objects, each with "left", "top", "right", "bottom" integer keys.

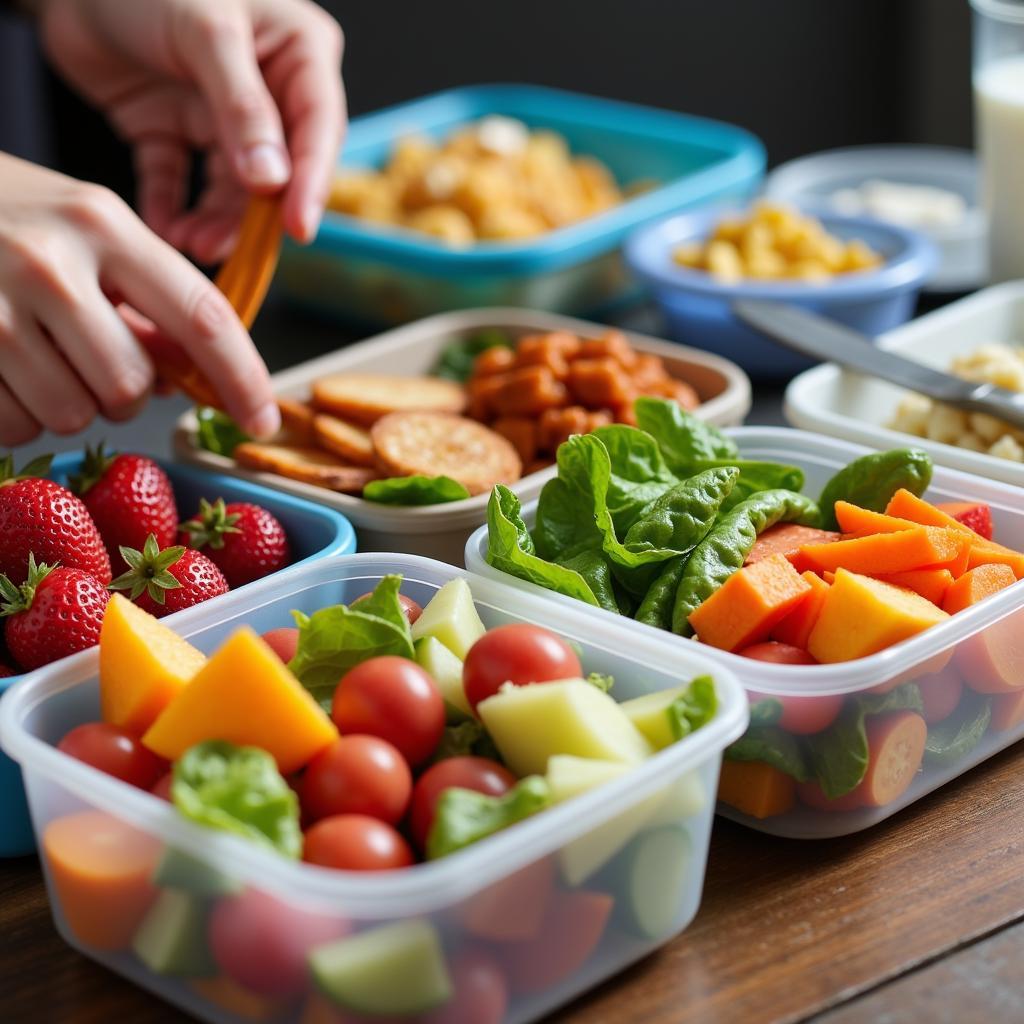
[{"left": 733, "top": 298, "right": 1024, "bottom": 432}]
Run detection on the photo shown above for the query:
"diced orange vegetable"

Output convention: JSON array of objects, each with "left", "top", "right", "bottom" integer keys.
[
  {"left": 142, "top": 628, "right": 338, "bottom": 773},
  {"left": 515, "top": 335, "right": 572, "bottom": 379},
  {"left": 942, "top": 563, "right": 1016, "bottom": 615},
  {"left": 991, "top": 689, "right": 1024, "bottom": 731},
  {"left": 771, "top": 571, "right": 831, "bottom": 649},
  {"left": 575, "top": 330, "right": 638, "bottom": 369},
  {"left": 873, "top": 569, "right": 954, "bottom": 606},
  {"left": 807, "top": 569, "right": 950, "bottom": 664},
  {"left": 833, "top": 501, "right": 920, "bottom": 536},
  {"left": 42, "top": 811, "right": 161, "bottom": 951},
  {"left": 886, "top": 489, "right": 968, "bottom": 531},
  {"left": 966, "top": 541, "right": 1024, "bottom": 580},
  {"left": 935, "top": 500, "right": 993, "bottom": 540},
  {"left": 472, "top": 346, "right": 516, "bottom": 377},
  {"left": 799, "top": 527, "right": 969, "bottom": 577},
  {"left": 190, "top": 977, "right": 286, "bottom": 1022},
  {"left": 630, "top": 352, "right": 671, "bottom": 389},
  {"left": 490, "top": 366, "right": 569, "bottom": 416},
  {"left": 746, "top": 523, "right": 841, "bottom": 568},
  {"left": 822, "top": 570, "right": 836, "bottom": 584},
  {"left": 525, "top": 330, "right": 582, "bottom": 360},
  {"left": 492, "top": 416, "right": 539, "bottom": 465},
  {"left": 639, "top": 378, "right": 701, "bottom": 410},
  {"left": 537, "top": 405, "right": 592, "bottom": 453},
  {"left": 460, "top": 856, "right": 556, "bottom": 942},
  {"left": 689, "top": 554, "right": 811, "bottom": 652},
  {"left": 718, "top": 759, "right": 795, "bottom": 818},
  {"left": 858, "top": 711, "right": 927, "bottom": 807},
  {"left": 466, "top": 372, "right": 510, "bottom": 419},
  {"left": 955, "top": 608, "right": 1024, "bottom": 694},
  {"left": 566, "top": 358, "right": 633, "bottom": 408}
]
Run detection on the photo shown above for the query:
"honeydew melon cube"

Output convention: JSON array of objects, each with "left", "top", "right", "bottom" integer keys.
[{"left": 410, "top": 579, "right": 486, "bottom": 660}]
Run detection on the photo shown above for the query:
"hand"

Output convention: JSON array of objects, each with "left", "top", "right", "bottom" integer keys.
[
  {"left": 0, "top": 153, "right": 279, "bottom": 444},
  {"left": 38, "top": 0, "right": 346, "bottom": 262}
]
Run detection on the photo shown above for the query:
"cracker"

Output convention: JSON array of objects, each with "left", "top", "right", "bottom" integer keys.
[
  {"left": 275, "top": 397, "right": 316, "bottom": 444},
  {"left": 311, "top": 373, "right": 466, "bottom": 425},
  {"left": 312, "top": 414, "right": 376, "bottom": 466},
  {"left": 234, "top": 442, "right": 378, "bottom": 494},
  {"left": 371, "top": 412, "right": 522, "bottom": 496}
]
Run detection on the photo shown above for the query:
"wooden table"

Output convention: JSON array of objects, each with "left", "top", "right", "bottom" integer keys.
[{"left": 3, "top": 741, "right": 1023, "bottom": 1024}]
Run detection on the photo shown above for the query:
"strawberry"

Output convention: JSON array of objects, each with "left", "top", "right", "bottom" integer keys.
[
  {"left": 111, "top": 534, "right": 228, "bottom": 618},
  {"left": 179, "top": 498, "right": 291, "bottom": 587},
  {"left": 69, "top": 444, "right": 178, "bottom": 565},
  {"left": 0, "top": 454, "right": 111, "bottom": 585},
  {"left": 0, "top": 554, "right": 110, "bottom": 670}
]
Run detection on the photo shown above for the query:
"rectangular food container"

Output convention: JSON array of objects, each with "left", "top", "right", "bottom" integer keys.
[
  {"left": 466, "top": 427, "right": 1024, "bottom": 838},
  {"left": 0, "top": 455, "right": 356, "bottom": 859},
  {"left": 0, "top": 553, "right": 747, "bottom": 1024},
  {"left": 277, "top": 83, "right": 765, "bottom": 325},
  {"left": 785, "top": 281, "right": 1024, "bottom": 487},
  {"left": 174, "top": 307, "right": 751, "bottom": 565}
]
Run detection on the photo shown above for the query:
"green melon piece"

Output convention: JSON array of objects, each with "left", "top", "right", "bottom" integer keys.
[
  {"left": 152, "top": 847, "right": 239, "bottom": 897},
  {"left": 310, "top": 920, "right": 451, "bottom": 1015},
  {"left": 132, "top": 889, "right": 215, "bottom": 976},
  {"left": 415, "top": 636, "right": 471, "bottom": 723},
  {"left": 410, "top": 579, "right": 486, "bottom": 660},
  {"left": 620, "top": 685, "right": 698, "bottom": 750},
  {"left": 547, "top": 755, "right": 631, "bottom": 804},
  {"left": 619, "top": 826, "right": 692, "bottom": 939}
]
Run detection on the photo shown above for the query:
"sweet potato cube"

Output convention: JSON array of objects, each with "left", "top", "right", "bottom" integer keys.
[
  {"left": 807, "top": 569, "right": 949, "bottom": 664},
  {"left": 718, "top": 760, "right": 795, "bottom": 819},
  {"left": 966, "top": 540, "right": 1024, "bottom": 580},
  {"left": 492, "top": 416, "right": 539, "bottom": 464},
  {"left": 771, "top": 571, "right": 831, "bottom": 649},
  {"left": 942, "top": 563, "right": 1016, "bottom": 615},
  {"left": 798, "top": 526, "right": 970, "bottom": 576},
  {"left": 689, "top": 554, "right": 811, "bottom": 652},
  {"left": 833, "top": 501, "right": 920, "bottom": 536},
  {"left": 630, "top": 352, "right": 671, "bottom": 389},
  {"left": 515, "top": 335, "right": 573, "bottom": 379},
  {"left": 746, "top": 523, "right": 841, "bottom": 570},
  {"left": 538, "top": 405, "right": 592, "bottom": 453},
  {"left": 490, "top": 366, "right": 568, "bottom": 416},
  {"left": 872, "top": 568, "right": 954, "bottom": 606},
  {"left": 575, "top": 330, "right": 638, "bottom": 369},
  {"left": 472, "top": 346, "right": 516, "bottom": 377},
  {"left": 567, "top": 358, "right": 634, "bottom": 408}
]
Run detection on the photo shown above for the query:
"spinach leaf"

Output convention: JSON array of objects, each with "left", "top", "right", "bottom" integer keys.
[
  {"left": 634, "top": 396, "right": 738, "bottom": 471},
  {"left": 558, "top": 548, "right": 621, "bottom": 613},
  {"left": 748, "top": 698, "right": 784, "bottom": 727},
  {"left": 924, "top": 690, "right": 991, "bottom": 767},
  {"left": 172, "top": 741, "right": 302, "bottom": 858},
  {"left": 195, "top": 407, "right": 249, "bottom": 457},
  {"left": 635, "top": 556, "right": 686, "bottom": 630},
  {"left": 364, "top": 475, "right": 470, "bottom": 506},
  {"left": 725, "top": 726, "right": 810, "bottom": 783},
  {"left": 666, "top": 675, "right": 718, "bottom": 740},
  {"left": 692, "top": 459, "right": 805, "bottom": 513},
  {"left": 818, "top": 448, "right": 933, "bottom": 531},
  {"left": 433, "top": 329, "right": 513, "bottom": 382}
]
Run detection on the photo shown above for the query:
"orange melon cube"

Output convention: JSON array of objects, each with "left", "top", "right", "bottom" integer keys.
[
  {"left": 872, "top": 568, "right": 954, "bottom": 606},
  {"left": 942, "top": 563, "right": 1016, "bottom": 615},
  {"left": 771, "top": 571, "right": 830, "bottom": 649}
]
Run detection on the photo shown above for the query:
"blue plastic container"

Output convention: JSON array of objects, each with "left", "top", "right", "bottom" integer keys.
[
  {"left": 624, "top": 206, "right": 938, "bottom": 378},
  {"left": 0, "top": 456, "right": 355, "bottom": 858},
  {"left": 278, "top": 84, "right": 765, "bottom": 325}
]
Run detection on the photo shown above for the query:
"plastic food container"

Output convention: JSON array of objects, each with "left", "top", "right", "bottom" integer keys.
[
  {"left": 466, "top": 427, "right": 1024, "bottom": 838},
  {"left": 0, "top": 553, "right": 747, "bottom": 1023},
  {"left": 174, "top": 307, "right": 752, "bottom": 565},
  {"left": 764, "top": 145, "right": 986, "bottom": 292},
  {"left": 624, "top": 206, "right": 937, "bottom": 378},
  {"left": 785, "top": 281, "right": 1024, "bottom": 489},
  {"left": 0, "top": 455, "right": 355, "bottom": 860},
  {"left": 277, "top": 84, "right": 765, "bottom": 325}
]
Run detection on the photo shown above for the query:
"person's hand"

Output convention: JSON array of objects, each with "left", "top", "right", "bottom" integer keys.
[
  {"left": 0, "top": 153, "right": 279, "bottom": 444},
  {"left": 38, "top": 0, "right": 346, "bottom": 263}
]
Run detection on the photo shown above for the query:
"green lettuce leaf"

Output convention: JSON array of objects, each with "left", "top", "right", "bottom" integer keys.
[
  {"left": 433, "top": 329, "right": 513, "bottom": 382},
  {"left": 693, "top": 459, "right": 805, "bottom": 512},
  {"left": 195, "top": 407, "right": 249, "bottom": 457},
  {"left": 364, "top": 475, "right": 470, "bottom": 506},
  {"left": 431, "top": 720, "right": 502, "bottom": 763},
  {"left": 666, "top": 675, "right": 718, "bottom": 740},
  {"left": 725, "top": 726, "right": 810, "bottom": 783},
  {"left": 634, "top": 396, "right": 738, "bottom": 471},
  {"left": 924, "top": 690, "right": 991, "bottom": 767}
]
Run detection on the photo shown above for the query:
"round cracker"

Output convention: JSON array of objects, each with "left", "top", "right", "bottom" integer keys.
[
  {"left": 233, "top": 442, "right": 379, "bottom": 494},
  {"left": 371, "top": 412, "right": 522, "bottom": 496},
  {"left": 312, "top": 414, "right": 376, "bottom": 466},
  {"left": 275, "top": 397, "right": 316, "bottom": 444},
  {"left": 311, "top": 373, "right": 466, "bottom": 425}
]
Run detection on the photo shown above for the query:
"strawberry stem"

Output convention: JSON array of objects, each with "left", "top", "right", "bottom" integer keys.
[
  {"left": 179, "top": 497, "right": 241, "bottom": 551},
  {"left": 0, "top": 553, "right": 57, "bottom": 616},
  {"left": 109, "top": 534, "right": 184, "bottom": 606},
  {"left": 0, "top": 453, "right": 54, "bottom": 487},
  {"left": 68, "top": 442, "right": 117, "bottom": 496}
]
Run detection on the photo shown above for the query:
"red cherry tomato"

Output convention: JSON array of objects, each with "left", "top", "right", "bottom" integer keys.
[
  {"left": 209, "top": 888, "right": 347, "bottom": 998},
  {"left": 739, "top": 643, "right": 842, "bottom": 735},
  {"left": 352, "top": 591, "right": 423, "bottom": 624},
  {"left": 151, "top": 771, "right": 174, "bottom": 802},
  {"left": 421, "top": 948, "right": 508, "bottom": 1024},
  {"left": 261, "top": 627, "right": 299, "bottom": 663},
  {"left": 409, "top": 756, "right": 516, "bottom": 851},
  {"left": 300, "top": 736, "right": 412, "bottom": 825},
  {"left": 332, "top": 656, "right": 444, "bottom": 766},
  {"left": 303, "top": 814, "right": 414, "bottom": 871},
  {"left": 57, "top": 722, "right": 166, "bottom": 789},
  {"left": 737, "top": 642, "right": 816, "bottom": 665},
  {"left": 462, "top": 624, "right": 582, "bottom": 713}
]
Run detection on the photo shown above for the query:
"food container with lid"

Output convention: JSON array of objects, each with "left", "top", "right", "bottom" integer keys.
[
  {"left": 466, "top": 427, "right": 1024, "bottom": 838},
  {"left": 0, "top": 553, "right": 747, "bottom": 1023},
  {"left": 174, "top": 307, "right": 752, "bottom": 566},
  {"left": 0, "top": 455, "right": 356, "bottom": 859},
  {"left": 276, "top": 83, "right": 765, "bottom": 326}
]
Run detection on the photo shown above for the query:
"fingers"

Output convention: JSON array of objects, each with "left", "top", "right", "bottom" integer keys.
[
  {"left": 173, "top": 6, "right": 291, "bottom": 194},
  {"left": 0, "top": 378, "right": 40, "bottom": 448},
  {"left": 135, "top": 138, "right": 190, "bottom": 240}
]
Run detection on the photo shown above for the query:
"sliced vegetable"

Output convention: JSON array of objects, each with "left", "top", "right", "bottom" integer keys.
[
  {"left": 942, "top": 563, "right": 1016, "bottom": 615},
  {"left": 746, "top": 523, "right": 840, "bottom": 566},
  {"left": 935, "top": 500, "right": 993, "bottom": 540},
  {"left": 873, "top": 568, "right": 954, "bottom": 606},
  {"left": 817, "top": 448, "right": 932, "bottom": 530},
  {"left": 363, "top": 475, "right": 470, "bottom": 505},
  {"left": 410, "top": 578, "right": 487, "bottom": 660},
  {"left": 856, "top": 711, "right": 927, "bottom": 807},
  {"left": 619, "top": 675, "right": 716, "bottom": 750},
  {"left": 923, "top": 690, "right": 991, "bottom": 767},
  {"left": 918, "top": 665, "right": 965, "bottom": 724},
  {"left": 612, "top": 826, "right": 691, "bottom": 939},
  {"left": 956, "top": 610, "right": 1024, "bottom": 694},
  {"left": 546, "top": 754, "right": 630, "bottom": 802},
  {"left": 770, "top": 571, "right": 830, "bottom": 649},
  {"left": 991, "top": 688, "right": 1024, "bottom": 731},
  {"left": 415, "top": 635, "right": 472, "bottom": 722},
  {"left": 132, "top": 889, "right": 214, "bottom": 977},
  {"left": 798, "top": 527, "right": 969, "bottom": 577},
  {"left": 725, "top": 722, "right": 809, "bottom": 782},
  {"left": 717, "top": 760, "right": 795, "bottom": 819}
]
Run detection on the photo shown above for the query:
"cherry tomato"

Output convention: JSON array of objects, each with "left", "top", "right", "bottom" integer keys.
[
  {"left": 737, "top": 642, "right": 816, "bottom": 665},
  {"left": 57, "top": 722, "right": 166, "bottom": 789},
  {"left": 332, "top": 657, "right": 444, "bottom": 765},
  {"left": 739, "top": 643, "right": 842, "bottom": 735},
  {"left": 261, "top": 627, "right": 299, "bottom": 663},
  {"left": 462, "top": 624, "right": 582, "bottom": 713},
  {"left": 209, "top": 888, "right": 347, "bottom": 998},
  {"left": 409, "top": 756, "right": 516, "bottom": 851},
  {"left": 353, "top": 591, "right": 423, "bottom": 624},
  {"left": 151, "top": 771, "right": 174, "bottom": 802},
  {"left": 300, "top": 736, "right": 412, "bottom": 825},
  {"left": 303, "top": 814, "right": 414, "bottom": 871},
  {"left": 421, "top": 948, "right": 508, "bottom": 1024}
]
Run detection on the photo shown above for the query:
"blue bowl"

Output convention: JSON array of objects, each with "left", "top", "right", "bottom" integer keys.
[
  {"left": 624, "top": 206, "right": 938, "bottom": 378},
  {"left": 279, "top": 83, "right": 766, "bottom": 325},
  {"left": 0, "top": 456, "right": 355, "bottom": 858}
]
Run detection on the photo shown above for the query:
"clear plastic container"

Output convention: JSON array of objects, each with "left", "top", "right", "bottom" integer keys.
[
  {"left": 175, "top": 307, "right": 752, "bottom": 565},
  {"left": 466, "top": 428, "right": 1024, "bottom": 838},
  {"left": 277, "top": 84, "right": 765, "bottom": 325},
  {"left": 0, "top": 554, "right": 747, "bottom": 1022},
  {"left": 0, "top": 455, "right": 355, "bottom": 859}
]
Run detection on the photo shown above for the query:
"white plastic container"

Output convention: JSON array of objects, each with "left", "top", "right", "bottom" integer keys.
[
  {"left": 466, "top": 428, "right": 1024, "bottom": 838},
  {"left": 0, "top": 553, "right": 747, "bottom": 1024},
  {"left": 175, "top": 308, "right": 751, "bottom": 565},
  {"left": 785, "top": 281, "right": 1024, "bottom": 489}
]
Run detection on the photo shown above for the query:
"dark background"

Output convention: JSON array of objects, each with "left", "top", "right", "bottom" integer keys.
[{"left": 0, "top": 0, "right": 975, "bottom": 197}]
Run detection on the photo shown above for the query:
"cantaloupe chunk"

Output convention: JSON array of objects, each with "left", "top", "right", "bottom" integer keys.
[
  {"left": 100, "top": 594, "right": 207, "bottom": 735},
  {"left": 942, "top": 563, "right": 1016, "bottom": 615},
  {"left": 771, "top": 571, "right": 830, "bottom": 649},
  {"left": 833, "top": 501, "right": 920, "bottom": 536},
  {"left": 966, "top": 540, "right": 1024, "bottom": 580},
  {"left": 807, "top": 569, "right": 949, "bottom": 664},
  {"left": 142, "top": 627, "right": 338, "bottom": 772},
  {"left": 689, "top": 554, "right": 811, "bottom": 653},
  {"left": 717, "top": 760, "right": 794, "bottom": 819},
  {"left": 798, "top": 527, "right": 969, "bottom": 577},
  {"left": 873, "top": 568, "right": 954, "bottom": 606},
  {"left": 955, "top": 610, "right": 1024, "bottom": 694}
]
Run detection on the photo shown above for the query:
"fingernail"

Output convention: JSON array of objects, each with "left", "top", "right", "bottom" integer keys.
[
  {"left": 300, "top": 201, "right": 323, "bottom": 243},
  {"left": 248, "top": 402, "right": 281, "bottom": 440},
  {"left": 243, "top": 144, "right": 289, "bottom": 188}
]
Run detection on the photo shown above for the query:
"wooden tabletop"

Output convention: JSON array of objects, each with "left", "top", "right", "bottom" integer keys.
[{"left": 3, "top": 742, "right": 1022, "bottom": 1024}]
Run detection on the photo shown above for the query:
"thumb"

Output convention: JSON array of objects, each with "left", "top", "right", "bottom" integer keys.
[{"left": 176, "top": 9, "right": 290, "bottom": 191}]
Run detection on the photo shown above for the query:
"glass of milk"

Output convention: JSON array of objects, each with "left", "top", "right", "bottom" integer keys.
[{"left": 973, "top": 0, "right": 1024, "bottom": 281}]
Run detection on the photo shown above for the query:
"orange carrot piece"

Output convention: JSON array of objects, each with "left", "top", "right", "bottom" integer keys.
[
  {"left": 966, "top": 541, "right": 1024, "bottom": 580},
  {"left": 955, "top": 607, "right": 1024, "bottom": 694},
  {"left": 566, "top": 358, "right": 634, "bottom": 408},
  {"left": 798, "top": 527, "right": 969, "bottom": 576},
  {"left": 833, "top": 501, "right": 920, "bottom": 536},
  {"left": 492, "top": 416, "right": 539, "bottom": 464},
  {"left": 689, "top": 554, "right": 811, "bottom": 652},
  {"left": 873, "top": 568, "right": 954, "bottom": 606},
  {"left": 472, "top": 346, "right": 516, "bottom": 377},
  {"left": 42, "top": 811, "right": 161, "bottom": 951},
  {"left": 490, "top": 366, "right": 569, "bottom": 416},
  {"left": 991, "top": 689, "right": 1024, "bottom": 731},
  {"left": 858, "top": 712, "right": 927, "bottom": 807},
  {"left": 771, "top": 571, "right": 831, "bottom": 649},
  {"left": 885, "top": 489, "right": 969, "bottom": 530},
  {"left": 942, "top": 563, "right": 1016, "bottom": 614},
  {"left": 575, "top": 329, "right": 638, "bottom": 369},
  {"left": 718, "top": 759, "right": 795, "bottom": 818},
  {"left": 746, "top": 523, "right": 841, "bottom": 567},
  {"left": 822, "top": 570, "right": 836, "bottom": 584}
]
